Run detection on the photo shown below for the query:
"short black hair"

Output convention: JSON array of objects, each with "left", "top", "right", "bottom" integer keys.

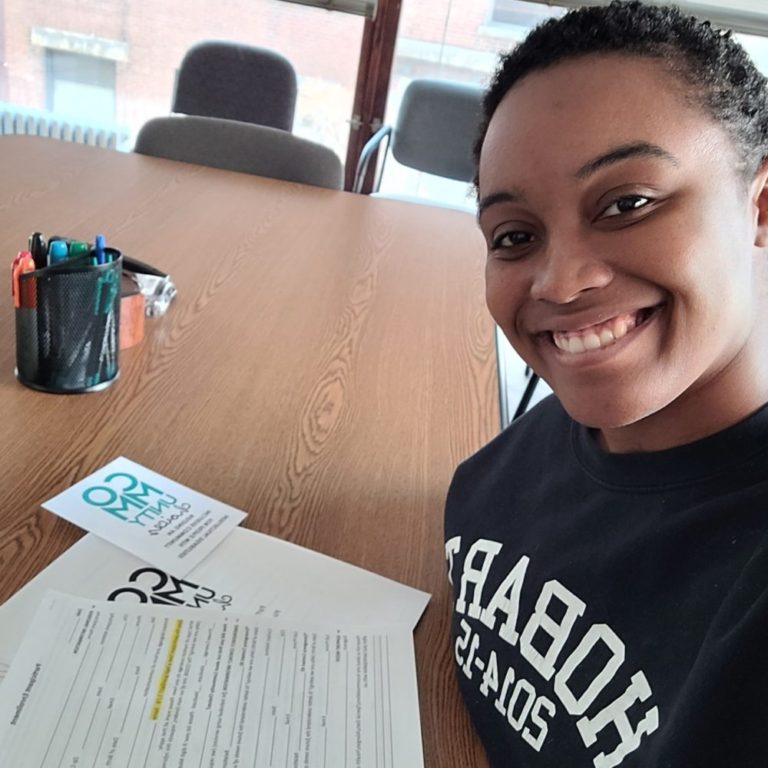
[{"left": 476, "top": 0, "right": 768, "bottom": 182}]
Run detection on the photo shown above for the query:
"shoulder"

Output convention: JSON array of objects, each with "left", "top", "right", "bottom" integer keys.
[
  {"left": 447, "top": 394, "right": 573, "bottom": 509},
  {"left": 457, "top": 394, "right": 570, "bottom": 476}
]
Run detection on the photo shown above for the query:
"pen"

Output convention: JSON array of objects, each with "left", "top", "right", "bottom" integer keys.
[
  {"left": 11, "top": 251, "right": 36, "bottom": 308},
  {"left": 94, "top": 234, "right": 106, "bottom": 265},
  {"left": 48, "top": 240, "right": 69, "bottom": 265}
]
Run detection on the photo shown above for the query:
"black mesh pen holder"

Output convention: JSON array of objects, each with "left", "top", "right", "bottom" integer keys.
[{"left": 15, "top": 251, "right": 122, "bottom": 393}]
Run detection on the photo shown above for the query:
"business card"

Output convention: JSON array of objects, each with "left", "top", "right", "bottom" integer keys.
[{"left": 42, "top": 457, "right": 246, "bottom": 576}]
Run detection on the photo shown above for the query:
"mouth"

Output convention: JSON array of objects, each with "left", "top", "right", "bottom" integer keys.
[{"left": 549, "top": 306, "right": 661, "bottom": 355}]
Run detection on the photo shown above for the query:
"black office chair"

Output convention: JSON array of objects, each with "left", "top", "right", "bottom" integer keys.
[
  {"left": 353, "top": 78, "right": 484, "bottom": 194},
  {"left": 172, "top": 41, "right": 298, "bottom": 132},
  {"left": 134, "top": 116, "right": 343, "bottom": 190}
]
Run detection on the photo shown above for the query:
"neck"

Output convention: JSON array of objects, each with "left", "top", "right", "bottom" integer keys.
[{"left": 599, "top": 331, "right": 768, "bottom": 454}]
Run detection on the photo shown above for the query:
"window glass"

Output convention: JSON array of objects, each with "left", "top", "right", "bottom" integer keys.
[
  {"left": 491, "top": 0, "right": 565, "bottom": 29},
  {"left": 736, "top": 31, "right": 768, "bottom": 75},
  {"left": 379, "top": 0, "right": 564, "bottom": 209},
  {"left": 46, "top": 50, "right": 115, "bottom": 121},
  {"left": 0, "top": 1, "right": 363, "bottom": 159}
]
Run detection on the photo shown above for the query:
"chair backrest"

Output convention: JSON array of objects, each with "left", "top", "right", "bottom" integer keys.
[
  {"left": 172, "top": 41, "right": 298, "bottom": 132},
  {"left": 391, "top": 79, "right": 484, "bottom": 183},
  {"left": 134, "top": 116, "right": 343, "bottom": 190}
]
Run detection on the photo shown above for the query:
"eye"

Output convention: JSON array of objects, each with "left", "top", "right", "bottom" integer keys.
[
  {"left": 600, "top": 194, "right": 651, "bottom": 218},
  {"left": 490, "top": 228, "right": 536, "bottom": 256}
]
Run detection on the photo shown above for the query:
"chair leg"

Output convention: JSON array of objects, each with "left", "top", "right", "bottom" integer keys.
[{"left": 513, "top": 373, "right": 539, "bottom": 421}]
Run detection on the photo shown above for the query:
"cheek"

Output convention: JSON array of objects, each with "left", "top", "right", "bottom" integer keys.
[
  {"left": 484, "top": 262, "right": 527, "bottom": 330},
  {"left": 674, "top": 232, "right": 754, "bottom": 317}
]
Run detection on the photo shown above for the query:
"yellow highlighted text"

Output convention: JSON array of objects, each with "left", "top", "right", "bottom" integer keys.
[{"left": 151, "top": 619, "right": 183, "bottom": 720}]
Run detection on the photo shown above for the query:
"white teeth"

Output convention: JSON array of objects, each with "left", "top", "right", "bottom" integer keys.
[
  {"left": 599, "top": 329, "right": 614, "bottom": 345},
  {"left": 612, "top": 318, "right": 629, "bottom": 339},
  {"left": 552, "top": 310, "right": 651, "bottom": 355},
  {"left": 583, "top": 333, "right": 601, "bottom": 351},
  {"left": 568, "top": 336, "right": 586, "bottom": 354}
]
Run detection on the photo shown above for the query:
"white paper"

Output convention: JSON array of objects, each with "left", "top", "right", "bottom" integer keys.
[
  {"left": 0, "top": 529, "right": 430, "bottom": 684},
  {"left": 42, "top": 457, "right": 246, "bottom": 576},
  {"left": 0, "top": 592, "right": 424, "bottom": 768}
]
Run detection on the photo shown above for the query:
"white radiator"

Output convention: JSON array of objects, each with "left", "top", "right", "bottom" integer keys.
[{"left": 0, "top": 105, "right": 129, "bottom": 149}]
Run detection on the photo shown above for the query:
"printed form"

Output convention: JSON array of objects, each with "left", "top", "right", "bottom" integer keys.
[
  {"left": 0, "top": 592, "right": 424, "bottom": 768},
  {"left": 0, "top": 529, "right": 430, "bottom": 685}
]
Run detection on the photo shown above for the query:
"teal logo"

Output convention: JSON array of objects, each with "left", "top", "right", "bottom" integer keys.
[{"left": 82, "top": 471, "right": 186, "bottom": 528}]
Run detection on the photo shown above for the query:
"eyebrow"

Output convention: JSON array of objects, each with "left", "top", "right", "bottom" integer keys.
[
  {"left": 574, "top": 141, "right": 680, "bottom": 179},
  {"left": 477, "top": 141, "right": 679, "bottom": 219},
  {"left": 477, "top": 190, "right": 526, "bottom": 218}
]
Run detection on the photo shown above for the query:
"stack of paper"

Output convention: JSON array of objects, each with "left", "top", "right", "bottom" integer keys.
[{"left": 0, "top": 458, "right": 430, "bottom": 767}]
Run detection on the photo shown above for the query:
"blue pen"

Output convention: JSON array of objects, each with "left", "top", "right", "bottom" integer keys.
[
  {"left": 95, "top": 234, "right": 106, "bottom": 265},
  {"left": 48, "top": 240, "right": 69, "bottom": 265}
]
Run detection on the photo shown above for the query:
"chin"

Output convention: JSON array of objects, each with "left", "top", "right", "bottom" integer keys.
[{"left": 554, "top": 389, "right": 663, "bottom": 432}]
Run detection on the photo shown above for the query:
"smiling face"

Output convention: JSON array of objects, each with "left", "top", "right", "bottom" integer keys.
[{"left": 479, "top": 54, "right": 768, "bottom": 451}]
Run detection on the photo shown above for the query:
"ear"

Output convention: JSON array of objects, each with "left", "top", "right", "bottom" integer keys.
[{"left": 752, "top": 160, "right": 768, "bottom": 247}]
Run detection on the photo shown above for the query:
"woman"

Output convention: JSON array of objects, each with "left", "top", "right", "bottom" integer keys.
[{"left": 445, "top": 2, "right": 768, "bottom": 766}]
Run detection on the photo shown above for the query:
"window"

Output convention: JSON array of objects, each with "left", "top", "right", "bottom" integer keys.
[
  {"left": 490, "top": 0, "right": 563, "bottom": 28},
  {"left": 4, "top": 2, "right": 363, "bottom": 158},
  {"left": 46, "top": 50, "right": 116, "bottom": 122},
  {"left": 379, "top": 0, "right": 563, "bottom": 209}
]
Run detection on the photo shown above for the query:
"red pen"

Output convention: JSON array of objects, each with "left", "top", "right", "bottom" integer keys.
[{"left": 11, "top": 251, "right": 36, "bottom": 308}]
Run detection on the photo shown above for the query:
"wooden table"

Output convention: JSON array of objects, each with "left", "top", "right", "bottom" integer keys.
[{"left": 0, "top": 136, "right": 498, "bottom": 766}]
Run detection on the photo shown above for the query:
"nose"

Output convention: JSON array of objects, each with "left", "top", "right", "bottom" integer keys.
[{"left": 530, "top": 237, "right": 613, "bottom": 304}]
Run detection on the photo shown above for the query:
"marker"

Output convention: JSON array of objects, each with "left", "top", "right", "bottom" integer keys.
[
  {"left": 28, "top": 232, "right": 47, "bottom": 269},
  {"left": 94, "top": 234, "right": 106, "bottom": 265},
  {"left": 11, "top": 251, "right": 36, "bottom": 308},
  {"left": 11, "top": 251, "right": 27, "bottom": 296},
  {"left": 69, "top": 241, "right": 90, "bottom": 258},
  {"left": 48, "top": 240, "right": 69, "bottom": 265}
]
